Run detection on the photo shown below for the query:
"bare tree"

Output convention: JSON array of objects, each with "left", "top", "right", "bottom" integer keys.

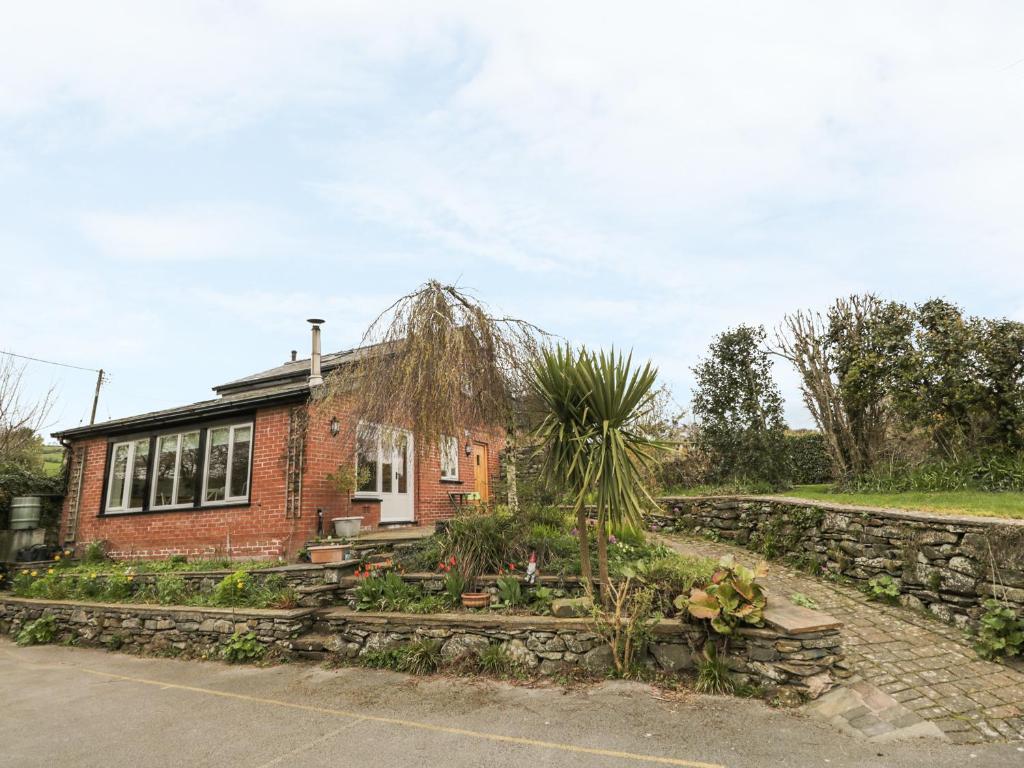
[
  {"left": 773, "top": 295, "right": 906, "bottom": 480},
  {"left": 773, "top": 308, "right": 858, "bottom": 478},
  {"left": 0, "top": 355, "right": 55, "bottom": 467},
  {"left": 318, "top": 280, "right": 546, "bottom": 511}
]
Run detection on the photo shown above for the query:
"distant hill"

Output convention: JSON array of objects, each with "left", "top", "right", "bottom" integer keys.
[{"left": 42, "top": 444, "right": 64, "bottom": 477}]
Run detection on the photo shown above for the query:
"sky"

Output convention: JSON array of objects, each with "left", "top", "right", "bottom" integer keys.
[{"left": 2, "top": 2, "right": 1024, "bottom": 436}]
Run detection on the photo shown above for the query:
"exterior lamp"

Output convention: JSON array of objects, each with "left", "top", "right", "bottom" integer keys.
[
  {"left": 464, "top": 440, "right": 472, "bottom": 456},
  {"left": 330, "top": 417, "right": 340, "bottom": 437}
]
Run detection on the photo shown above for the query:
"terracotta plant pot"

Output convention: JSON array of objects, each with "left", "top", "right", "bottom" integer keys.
[
  {"left": 308, "top": 544, "right": 351, "bottom": 564},
  {"left": 460, "top": 592, "right": 491, "bottom": 609}
]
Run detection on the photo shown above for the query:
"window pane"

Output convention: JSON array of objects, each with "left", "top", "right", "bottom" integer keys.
[
  {"left": 229, "top": 426, "right": 251, "bottom": 498},
  {"left": 128, "top": 439, "right": 150, "bottom": 509},
  {"left": 381, "top": 454, "right": 393, "bottom": 493},
  {"left": 177, "top": 432, "right": 199, "bottom": 505},
  {"left": 396, "top": 436, "right": 407, "bottom": 494},
  {"left": 108, "top": 443, "right": 129, "bottom": 509},
  {"left": 441, "top": 436, "right": 457, "bottom": 479},
  {"left": 356, "top": 432, "right": 377, "bottom": 493},
  {"left": 153, "top": 434, "right": 178, "bottom": 507},
  {"left": 206, "top": 427, "right": 229, "bottom": 502}
]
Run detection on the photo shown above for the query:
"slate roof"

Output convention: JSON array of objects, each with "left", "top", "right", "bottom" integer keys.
[
  {"left": 52, "top": 381, "right": 311, "bottom": 440},
  {"left": 52, "top": 342, "right": 385, "bottom": 440}
]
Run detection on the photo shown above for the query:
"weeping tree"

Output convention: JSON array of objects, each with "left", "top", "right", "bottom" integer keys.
[
  {"left": 318, "top": 280, "right": 544, "bottom": 511},
  {"left": 532, "top": 345, "right": 670, "bottom": 597}
]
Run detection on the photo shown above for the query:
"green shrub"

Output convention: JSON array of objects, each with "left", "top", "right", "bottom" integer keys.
[
  {"left": 354, "top": 571, "right": 421, "bottom": 612},
  {"left": 786, "top": 431, "right": 833, "bottom": 485},
  {"left": 211, "top": 570, "right": 256, "bottom": 606},
  {"left": 848, "top": 453, "right": 1024, "bottom": 493},
  {"left": 82, "top": 540, "right": 108, "bottom": 564},
  {"left": 221, "top": 631, "right": 265, "bottom": 663},
  {"left": 442, "top": 571, "right": 466, "bottom": 607},
  {"left": 155, "top": 575, "right": 186, "bottom": 605},
  {"left": 634, "top": 554, "right": 716, "bottom": 616},
  {"left": 974, "top": 599, "right": 1024, "bottom": 660},
  {"left": 26, "top": 572, "right": 69, "bottom": 600},
  {"left": 404, "top": 595, "right": 447, "bottom": 614},
  {"left": 16, "top": 614, "right": 57, "bottom": 646},
  {"left": 359, "top": 647, "right": 407, "bottom": 670},
  {"left": 528, "top": 586, "right": 554, "bottom": 615},
  {"left": 102, "top": 572, "right": 135, "bottom": 602},
  {"left": 789, "top": 592, "right": 818, "bottom": 610},
  {"left": 495, "top": 576, "right": 524, "bottom": 608},
  {"left": 680, "top": 555, "right": 767, "bottom": 635},
  {"left": 865, "top": 574, "right": 900, "bottom": 603}
]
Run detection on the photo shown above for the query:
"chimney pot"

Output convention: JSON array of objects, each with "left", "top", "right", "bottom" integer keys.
[
  {"left": 307, "top": 319, "right": 324, "bottom": 388},
  {"left": 290, "top": 350, "right": 297, "bottom": 362}
]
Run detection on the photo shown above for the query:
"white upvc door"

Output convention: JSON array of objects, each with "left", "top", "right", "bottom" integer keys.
[{"left": 356, "top": 426, "right": 414, "bottom": 523}]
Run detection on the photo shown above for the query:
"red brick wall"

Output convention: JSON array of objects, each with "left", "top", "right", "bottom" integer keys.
[
  {"left": 63, "top": 406, "right": 318, "bottom": 561},
  {"left": 58, "top": 400, "right": 505, "bottom": 561}
]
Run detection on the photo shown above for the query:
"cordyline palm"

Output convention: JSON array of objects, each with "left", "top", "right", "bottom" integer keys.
[{"left": 532, "top": 345, "right": 669, "bottom": 598}]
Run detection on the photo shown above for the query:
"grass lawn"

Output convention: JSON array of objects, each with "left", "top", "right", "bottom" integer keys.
[{"left": 776, "top": 484, "right": 1024, "bottom": 519}]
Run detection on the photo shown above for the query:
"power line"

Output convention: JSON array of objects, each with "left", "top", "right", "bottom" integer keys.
[{"left": 0, "top": 349, "right": 101, "bottom": 374}]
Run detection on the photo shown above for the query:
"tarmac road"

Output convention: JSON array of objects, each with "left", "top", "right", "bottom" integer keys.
[{"left": 1, "top": 641, "right": 1020, "bottom": 768}]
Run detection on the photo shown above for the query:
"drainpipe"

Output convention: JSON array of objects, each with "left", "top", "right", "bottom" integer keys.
[{"left": 307, "top": 318, "right": 325, "bottom": 389}]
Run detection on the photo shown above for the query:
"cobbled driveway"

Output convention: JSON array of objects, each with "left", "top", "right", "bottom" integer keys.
[{"left": 661, "top": 533, "right": 1024, "bottom": 744}]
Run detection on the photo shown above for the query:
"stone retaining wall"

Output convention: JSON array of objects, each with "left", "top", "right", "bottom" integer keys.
[
  {"left": 336, "top": 573, "right": 586, "bottom": 607},
  {"left": 0, "top": 597, "right": 314, "bottom": 657},
  {"left": 655, "top": 496, "right": 1024, "bottom": 627},
  {"left": 314, "top": 608, "right": 842, "bottom": 699}
]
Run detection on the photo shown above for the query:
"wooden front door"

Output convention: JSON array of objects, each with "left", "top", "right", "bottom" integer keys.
[{"left": 472, "top": 443, "right": 489, "bottom": 502}]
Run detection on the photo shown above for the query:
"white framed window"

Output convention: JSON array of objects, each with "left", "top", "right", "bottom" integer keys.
[
  {"left": 105, "top": 438, "right": 151, "bottom": 513},
  {"left": 202, "top": 422, "right": 253, "bottom": 504},
  {"left": 440, "top": 435, "right": 459, "bottom": 481},
  {"left": 151, "top": 431, "right": 200, "bottom": 509}
]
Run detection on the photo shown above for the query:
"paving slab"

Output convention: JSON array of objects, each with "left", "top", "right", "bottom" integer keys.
[{"left": 661, "top": 532, "right": 1024, "bottom": 744}]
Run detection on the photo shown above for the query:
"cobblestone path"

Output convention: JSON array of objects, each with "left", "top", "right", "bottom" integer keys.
[{"left": 661, "top": 533, "right": 1024, "bottom": 744}]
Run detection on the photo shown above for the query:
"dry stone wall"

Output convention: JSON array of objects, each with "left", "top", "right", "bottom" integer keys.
[
  {"left": 0, "top": 597, "right": 314, "bottom": 657},
  {"left": 314, "top": 609, "right": 841, "bottom": 699},
  {"left": 655, "top": 496, "right": 1024, "bottom": 627}
]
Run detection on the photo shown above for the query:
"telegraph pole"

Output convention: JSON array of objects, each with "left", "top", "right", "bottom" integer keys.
[{"left": 89, "top": 369, "right": 104, "bottom": 425}]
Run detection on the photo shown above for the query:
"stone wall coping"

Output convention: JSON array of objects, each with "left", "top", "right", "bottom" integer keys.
[
  {"left": 317, "top": 607, "right": 838, "bottom": 640},
  {"left": 0, "top": 596, "right": 316, "bottom": 620},
  {"left": 318, "top": 607, "right": 596, "bottom": 632},
  {"left": 30, "top": 563, "right": 327, "bottom": 579},
  {"left": 337, "top": 573, "right": 582, "bottom": 586},
  {"left": 763, "top": 600, "right": 842, "bottom": 634},
  {"left": 659, "top": 494, "right": 1024, "bottom": 529}
]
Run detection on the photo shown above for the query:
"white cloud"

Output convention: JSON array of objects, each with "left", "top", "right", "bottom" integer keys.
[
  {"left": 78, "top": 205, "right": 298, "bottom": 262},
  {"left": 5, "top": 2, "right": 1024, "bottom": 428}
]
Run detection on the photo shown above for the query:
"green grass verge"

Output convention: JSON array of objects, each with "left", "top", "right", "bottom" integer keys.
[{"left": 775, "top": 484, "right": 1024, "bottom": 519}]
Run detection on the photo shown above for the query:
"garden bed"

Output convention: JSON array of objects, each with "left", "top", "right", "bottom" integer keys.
[{"left": 2, "top": 561, "right": 344, "bottom": 610}]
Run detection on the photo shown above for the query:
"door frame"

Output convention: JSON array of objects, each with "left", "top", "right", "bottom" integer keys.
[
  {"left": 472, "top": 442, "right": 490, "bottom": 502},
  {"left": 353, "top": 424, "right": 415, "bottom": 523}
]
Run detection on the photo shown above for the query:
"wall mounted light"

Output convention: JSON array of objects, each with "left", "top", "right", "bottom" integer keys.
[
  {"left": 330, "top": 417, "right": 340, "bottom": 437},
  {"left": 464, "top": 440, "right": 472, "bottom": 456}
]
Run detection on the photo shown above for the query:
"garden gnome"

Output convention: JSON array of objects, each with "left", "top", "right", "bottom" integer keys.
[{"left": 525, "top": 551, "right": 538, "bottom": 585}]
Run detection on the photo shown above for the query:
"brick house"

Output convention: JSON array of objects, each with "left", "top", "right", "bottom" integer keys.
[{"left": 52, "top": 322, "right": 503, "bottom": 560}]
